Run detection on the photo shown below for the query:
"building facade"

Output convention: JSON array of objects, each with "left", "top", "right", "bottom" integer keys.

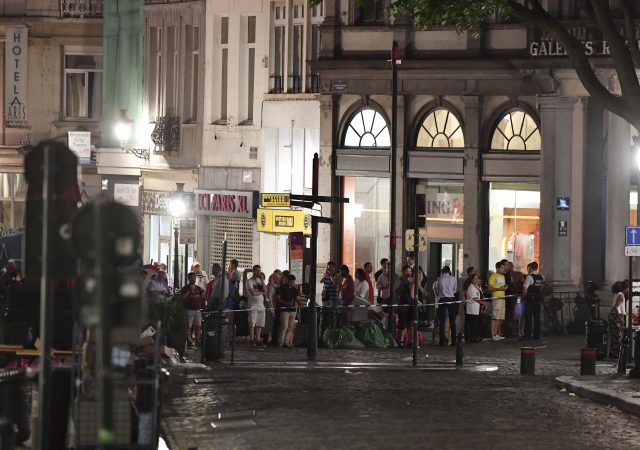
[
  {"left": 313, "top": 0, "right": 639, "bottom": 291},
  {"left": 0, "top": 0, "right": 104, "bottom": 237}
]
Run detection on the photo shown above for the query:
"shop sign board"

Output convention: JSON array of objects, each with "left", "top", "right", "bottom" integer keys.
[
  {"left": 261, "top": 193, "right": 290, "bottom": 208},
  {"left": 5, "top": 26, "right": 28, "bottom": 128},
  {"left": 289, "top": 232, "right": 304, "bottom": 281},
  {"left": 142, "top": 190, "right": 171, "bottom": 215},
  {"left": 179, "top": 219, "right": 196, "bottom": 245},
  {"left": 195, "top": 189, "right": 256, "bottom": 218},
  {"left": 257, "top": 208, "right": 311, "bottom": 235}
]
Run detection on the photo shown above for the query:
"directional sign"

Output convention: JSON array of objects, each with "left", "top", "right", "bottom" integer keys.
[
  {"left": 260, "top": 193, "right": 290, "bottom": 208},
  {"left": 257, "top": 208, "right": 311, "bottom": 235},
  {"left": 626, "top": 226, "right": 640, "bottom": 246}
]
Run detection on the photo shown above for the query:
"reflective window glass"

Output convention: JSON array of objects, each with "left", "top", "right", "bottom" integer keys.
[
  {"left": 491, "top": 110, "right": 541, "bottom": 151},
  {"left": 416, "top": 108, "right": 464, "bottom": 148},
  {"left": 344, "top": 108, "right": 390, "bottom": 147}
]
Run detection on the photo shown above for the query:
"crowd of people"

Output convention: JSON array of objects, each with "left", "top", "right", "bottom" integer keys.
[{"left": 139, "top": 255, "right": 634, "bottom": 358}]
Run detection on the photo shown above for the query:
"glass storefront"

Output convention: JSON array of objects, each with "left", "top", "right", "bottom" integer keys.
[
  {"left": 342, "top": 176, "right": 389, "bottom": 273},
  {"left": 0, "top": 174, "right": 26, "bottom": 231},
  {"left": 488, "top": 183, "right": 540, "bottom": 273}
]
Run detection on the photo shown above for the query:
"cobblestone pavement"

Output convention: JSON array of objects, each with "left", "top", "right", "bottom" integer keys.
[{"left": 160, "top": 335, "right": 639, "bottom": 449}]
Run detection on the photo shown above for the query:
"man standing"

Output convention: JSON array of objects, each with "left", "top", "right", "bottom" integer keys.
[
  {"left": 363, "top": 262, "right": 375, "bottom": 304},
  {"left": 521, "top": 262, "right": 544, "bottom": 340},
  {"left": 437, "top": 266, "right": 458, "bottom": 346},
  {"left": 192, "top": 261, "right": 208, "bottom": 291},
  {"left": 180, "top": 272, "right": 206, "bottom": 348},
  {"left": 374, "top": 258, "right": 388, "bottom": 282},
  {"left": 206, "top": 263, "right": 229, "bottom": 311},
  {"left": 487, "top": 261, "right": 508, "bottom": 341},
  {"left": 246, "top": 265, "right": 267, "bottom": 346},
  {"left": 376, "top": 263, "right": 391, "bottom": 308},
  {"left": 276, "top": 274, "right": 301, "bottom": 348}
]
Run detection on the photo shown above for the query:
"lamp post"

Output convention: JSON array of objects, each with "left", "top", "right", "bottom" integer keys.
[{"left": 169, "top": 183, "right": 187, "bottom": 290}]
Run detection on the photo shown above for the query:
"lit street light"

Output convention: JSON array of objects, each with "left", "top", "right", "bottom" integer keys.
[{"left": 114, "top": 109, "right": 150, "bottom": 161}]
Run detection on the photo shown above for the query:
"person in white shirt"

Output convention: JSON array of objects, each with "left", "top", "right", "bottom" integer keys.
[
  {"left": 191, "top": 262, "right": 209, "bottom": 291},
  {"left": 352, "top": 267, "right": 372, "bottom": 322},
  {"left": 246, "top": 265, "right": 267, "bottom": 346},
  {"left": 464, "top": 273, "right": 485, "bottom": 343},
  {"left": 436, "top": 266, "right": 458, "bottom": 346}
]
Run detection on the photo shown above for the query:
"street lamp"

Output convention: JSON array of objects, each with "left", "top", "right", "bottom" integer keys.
[
  {"left": 169, "top": 183, "right": 187, "bottom": 290},
  {"left": 114, "top": 109, "right": 150, "bottom": 162}
]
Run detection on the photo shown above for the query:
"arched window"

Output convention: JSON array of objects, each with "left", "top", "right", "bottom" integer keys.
[
  {"left": 491, "top": 110, "right": 541, "bottom": 151},
  {"left": 344, "top": 108, "right": 390, "bottom": 147},
  {"left": 416, "top": 108, "right": 464, "bottom": 148}
]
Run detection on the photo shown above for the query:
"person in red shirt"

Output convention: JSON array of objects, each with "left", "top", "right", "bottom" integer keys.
[
  {"left": 363, "top": 262, "right": 375, "bottom": 304},
  {"left": 339, "top": 265, "right": 355, "bottom": 306},
  {"left": 180, "top": 272, "right": 206, "bottom": 348}
]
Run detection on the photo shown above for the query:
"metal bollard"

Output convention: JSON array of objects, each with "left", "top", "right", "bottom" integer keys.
[
  {"left": 520, "top": 347, "right": 536, "bottom": 375},
  {"left": 455, "top": 333, "right": 464, "bottom": 366},
  {"left": 580, "top": 348, "right": 596, "bottom": 376},
  {"left": 618, "top": 335, "right": 630, "bottom": 374},
  {"left": 629, "top": 331, "right": 640, "bottom": 378}
]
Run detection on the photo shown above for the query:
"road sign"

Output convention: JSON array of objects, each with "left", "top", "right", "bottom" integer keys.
[
  {"left": 179, "top": 219, "right": 196, "bottom": 244},
  {"left": 626, "top": 246, "right": 640, "bottom": 256},
  {"left": 260, "top": 193, "right": 291, "bottom": 208},
  {"left": 257, "top": 208, "right": 311, "bottom": 235},
  {"left": 627, "top": 226, "right": 640, "bottom": 246},
  {"left": 404, "top": 228, "right": 427, "bottom": 252}
]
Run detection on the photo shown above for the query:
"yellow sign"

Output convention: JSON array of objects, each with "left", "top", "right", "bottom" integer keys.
[
  {"left": 257, "top": 208, "right": 311, "bottom": 235},
  {"left": 260, "top": 193, "right": 291, "bottom": 208},
  {"left": 404, "top": 228, "right": 427, "bottom": 252}
]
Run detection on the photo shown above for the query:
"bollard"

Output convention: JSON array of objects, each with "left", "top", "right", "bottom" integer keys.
[
  {"left": 580, "top": 348, "right": 596, "bottom": 376},
  {"left": 618, "top": 335, "right": 630, "bottom": 374},
  {"left": 455, "top": 333, "right": 464, "bottom": 366},
  {"left": 629, "top": 331, "right": 640, "bottom": 378},
  {"left": 520, "top": 347, "right": 536, "bottom": 375}
]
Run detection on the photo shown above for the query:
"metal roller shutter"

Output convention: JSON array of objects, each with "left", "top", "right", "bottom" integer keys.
[{"left": 209, "top": 217, "right": 254, "bottom": 270}]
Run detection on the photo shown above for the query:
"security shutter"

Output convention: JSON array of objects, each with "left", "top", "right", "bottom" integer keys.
[{"left": 209, "top": 217, "right": 254, "bottom": 270}]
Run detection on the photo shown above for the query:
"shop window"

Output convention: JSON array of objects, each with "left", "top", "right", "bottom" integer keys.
[
  {"left": 416, "top": 108, "right": 464, "bottom": 148},
  {"left": 488, "top": 183, "right": 540, "bottom": 273},
  {"left": 64, "top": 51, "right": 102, "bottom": 120},
  {"left": 344, "top": 108, "right": 390, "bottom": 147},
  {"left": 490, "top": 110, "right": 541, "bottom": 151},
  {"left": 342, "top": 177, "right": 390, "bottom": 274}
]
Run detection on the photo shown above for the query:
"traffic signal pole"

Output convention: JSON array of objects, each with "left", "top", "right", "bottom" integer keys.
[{"left": 36, "top": 145, "right": 54, "bottom": 450}]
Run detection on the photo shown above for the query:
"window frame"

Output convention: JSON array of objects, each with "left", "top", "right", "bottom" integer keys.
[
  {"left": 343, "top": 108, "right": 391, "bottom": 148},
  {"left": 490, "top": 109, "right": 541, "bottom": 152},
  {"left": 415, "top": 107, "right": 465, "bottom": 149},
  {"left": 62, "top": 46, "right": 103, "bottom": 121}
]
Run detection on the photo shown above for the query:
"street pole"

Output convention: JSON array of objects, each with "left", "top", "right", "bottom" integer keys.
[
  {"left": 412, "top": 194, "right": 419, "bottom": 367},
  {"left": 629, "top": 255, "right": 633, "bottom": 363},
  {"left": 308, "top": 154, "right": 320, "bottom": 361},
  {"left": 36, "top": 145, "right": 53, "bottom": 450},
  {"left": 173, "top": 224, "right": 180, "bottom": 290},
  {"left": 389, "top": 41, "right": 400, "bottom": 335}
]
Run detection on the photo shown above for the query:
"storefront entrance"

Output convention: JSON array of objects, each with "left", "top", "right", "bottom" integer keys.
[{"left": 425, "top": 241, "right": 464, "bottom": 286}]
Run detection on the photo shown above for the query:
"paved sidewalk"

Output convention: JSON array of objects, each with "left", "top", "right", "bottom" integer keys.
[{"left": 555, "top": 373, "right": 640, "bottom": 416}]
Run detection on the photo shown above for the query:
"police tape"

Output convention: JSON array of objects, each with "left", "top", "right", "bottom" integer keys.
[{"left": 200, "top": 295, "right": 517, "bottom": 314}]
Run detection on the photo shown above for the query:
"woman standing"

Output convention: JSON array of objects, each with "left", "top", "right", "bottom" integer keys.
[
  {"left": 465, "top": 273, "right": 484, "bottom": 343},
  {"left": 265, "top": 270, "right": 283, "bottom": 345},
  {"left": 609, "top": 280, "right": 628, "bottom": 359},
  {"left": 352, "top": 268, "right": 372, "bottom": 322}
]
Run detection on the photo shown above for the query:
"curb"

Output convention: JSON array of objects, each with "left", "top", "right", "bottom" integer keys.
[{"left": 554, "top": 375, "right": 640, "bottom": 416}]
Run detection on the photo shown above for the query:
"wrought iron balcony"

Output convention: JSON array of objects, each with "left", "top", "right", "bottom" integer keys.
[
  {"left": 151, "top": 116, "right": 180, "bottom": 152},
  {"left": 306, "top": 74, "right": 320, "bottom": 93},
  {"left": 288, "top": 75, "right": 303, "bottom": 94},
  {"left": 61, "top": 0, "right": 103, "bottom": 18},
  {"left": 270, "top": 75, "right": 284, "bottom": 94}
]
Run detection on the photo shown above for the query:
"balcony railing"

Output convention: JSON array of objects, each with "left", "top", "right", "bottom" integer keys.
[
  {"left": 288, "top": 75, "right": 302, "bottom": 94},
  {"left": 270, "top": 75, "right": 284, "bottom": 94},
  {"left": 61, "top": 0, "right": 103, "bottom": 18},
  {"left": 306, "top": 74, "right": 320, "bottom": 93},
  {"left": 151, "top": 116, "right": 180, "bottom": 152}
]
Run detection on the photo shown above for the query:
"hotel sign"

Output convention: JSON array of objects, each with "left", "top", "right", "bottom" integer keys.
[{"left": 5, "top": 26, "right": 28, "bottom": 128}]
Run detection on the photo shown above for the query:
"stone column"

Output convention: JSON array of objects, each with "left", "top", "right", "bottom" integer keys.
[
  {"left": 462, "top": 96, "right": 481, "bottom": 271},
  {"left": 318, "top": 94, "right": 334, "bottom": 265},
  {"left": 393, "top": 95, "right": 406, "bottom": 271},
  {"left": 604, "top": 111, "right": 631, "bottom": 283},
  {"left": 319, "top": 0, "right": 340, "bottom": 58},
  {"left": 539, "top": 96, "right": 577, "bottom": 288}
]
